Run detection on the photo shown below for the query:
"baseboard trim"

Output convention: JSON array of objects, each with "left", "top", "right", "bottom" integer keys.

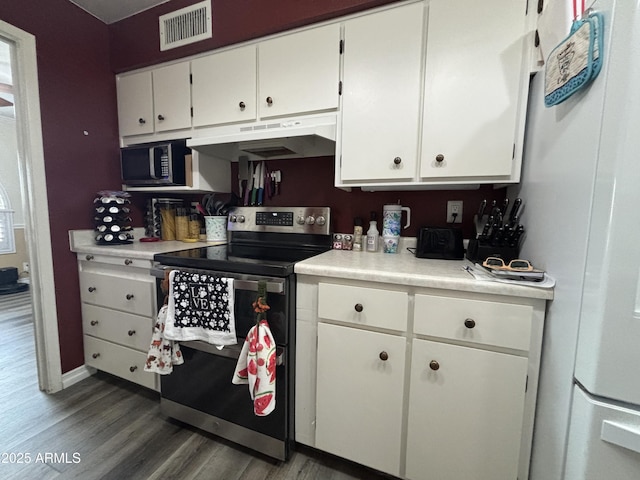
[{"left": 62, "top": 365, "right": 96, "bottom": 389}]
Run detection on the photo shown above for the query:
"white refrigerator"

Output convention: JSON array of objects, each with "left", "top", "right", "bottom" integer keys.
[{"left": 510, "top": 0, "right": 640, "bottom": 478}]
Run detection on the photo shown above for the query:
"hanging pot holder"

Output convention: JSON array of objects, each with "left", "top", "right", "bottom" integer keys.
[{"left": 544, "top": 11, "right": 604, "bottom": 107}]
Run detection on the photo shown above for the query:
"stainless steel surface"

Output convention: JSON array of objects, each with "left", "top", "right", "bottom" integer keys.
[
  {"left": 161, "top": 399, "right": 288, "bottom": 461},
  {"left": 227, "top": 206, "right": 331, "bottom": 235}
]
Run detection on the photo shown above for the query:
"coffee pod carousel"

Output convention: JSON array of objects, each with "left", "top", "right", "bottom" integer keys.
[{"left": 93, "top": 190, "right": 134, "bottom": 245}]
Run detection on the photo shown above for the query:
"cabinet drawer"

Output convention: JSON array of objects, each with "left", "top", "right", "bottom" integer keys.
[
  {"left": 82, "top": 303, "right": 153, "bottom": 352},
  {"left": 318, "top": 283, "right": 408, "bottom": 331},
  {"left": 414, "top": 294, "right": 532, "bottom": 351},
  {"left": 79, "top": 271, "right": 155, "bottom": 317},
  {"left": 84, "top": 335, "right": 156, "bottom": 390},
  {"left": 79, "top": 253, "right": 152, "bottom": 269}
]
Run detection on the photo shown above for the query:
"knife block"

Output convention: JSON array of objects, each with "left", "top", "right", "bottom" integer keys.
[
  {"left": 466, "top": 239, "right": 520, "bottom": 264},
  {"left": 466, "top": 216, "right": 520, "bottom": 264}
]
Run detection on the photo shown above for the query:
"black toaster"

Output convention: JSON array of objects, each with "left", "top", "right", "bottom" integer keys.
[{"left": 415, "top": 227, "right": 464, "bottom": 260}]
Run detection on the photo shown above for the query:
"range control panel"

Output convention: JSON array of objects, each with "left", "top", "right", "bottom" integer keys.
[{"left": 227, "top": 207, "right": 331, "bottom": 235}]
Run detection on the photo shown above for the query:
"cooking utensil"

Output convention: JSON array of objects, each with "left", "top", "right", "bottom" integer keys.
[{"left": 257, "top": 161, "right": 265, "bottom": 206}]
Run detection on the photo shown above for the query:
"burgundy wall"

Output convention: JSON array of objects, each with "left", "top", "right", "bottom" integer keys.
[
  {"left": 0, "top": 0, "right": 124, "bottom": 373},
  {"left": 229, "top": 158, "right": 505, "bottom": 239},
  {"left": 1, "top": 0, "right": 507, "bottom": 376}
]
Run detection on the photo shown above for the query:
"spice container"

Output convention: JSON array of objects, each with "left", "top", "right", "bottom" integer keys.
[{"left": 353, "top": 217, "right": 363, "bottom": 251}]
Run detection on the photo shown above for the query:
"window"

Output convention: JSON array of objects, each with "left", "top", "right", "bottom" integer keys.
[{"left": 0, "top": 182, "right": 15, "bottom": 254}]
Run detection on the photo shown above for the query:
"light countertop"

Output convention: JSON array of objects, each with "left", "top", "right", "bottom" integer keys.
[
  {"left": 295, "top": 247, "right": 554, "bottom": 301},
  {"left": 69, "top": 228, "right": 217, "bottom": 260}
]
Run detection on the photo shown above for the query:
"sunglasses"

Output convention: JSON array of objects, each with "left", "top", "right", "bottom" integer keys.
[{"left": 482, "top": 257, "right": 533, "bottom": 272}]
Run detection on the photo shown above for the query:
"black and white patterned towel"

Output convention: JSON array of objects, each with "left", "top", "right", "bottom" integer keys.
[{"left": 165, "top": 270, "right": 237, "bottom": 345}]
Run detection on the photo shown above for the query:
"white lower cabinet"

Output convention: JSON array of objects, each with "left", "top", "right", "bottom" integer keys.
[
  {"left": 297, "top": 276, "right": 546, "bottom": 480},
  {"left": 315, "top": 322, "right": 406, "bottom": 476},
  {"left": 77, "top": 253, "right": 158, "bottom": 390},
  {"left": 405, "top": 339, "right": 528, "bottom": 480}
]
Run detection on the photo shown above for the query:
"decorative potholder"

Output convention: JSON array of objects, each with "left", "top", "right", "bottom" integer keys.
[{"left": 544, "top": 11, "right": 604, "bottom": 107}]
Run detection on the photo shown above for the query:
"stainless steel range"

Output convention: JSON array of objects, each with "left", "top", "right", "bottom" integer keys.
[{"left": 152, "top": 206, "right": 331, "bottom": 461}]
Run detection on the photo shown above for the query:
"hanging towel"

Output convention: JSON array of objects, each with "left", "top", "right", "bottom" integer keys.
[
  {"left": 165, "top": 270, "right": 237, "bottom": 345},
  {"left": 144, "top": 304, "right": 184, "bottom": 374},
  {"left": 232, "top": 280, "right": 277, "bottom": 416}
]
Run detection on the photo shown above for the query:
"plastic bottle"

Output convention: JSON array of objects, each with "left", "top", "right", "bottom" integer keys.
[{"left": 366, "top": 212, "right": 379, "bottom": 252}]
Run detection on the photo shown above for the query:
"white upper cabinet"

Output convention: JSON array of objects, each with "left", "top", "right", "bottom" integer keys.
[
  {"left": 152, "top": 62, "right": 192, "bottom": 133},
  {"left": 258, "top": 23, "right": 341, "bottom": 119},
  {"left": 191, "top": 45, "right": 257, "bottom": 126},
  {"left": 117, "top": 61, "right": 192, "bottom": 138},
  {"left": 339, "top": 2, "right": 424, "bottom": 183},
  {"left": 419, "top": 0, "right": 528, "bottom": 180},
  {"left": 116, "top": 71, "right": 154, "bottom": 136}
]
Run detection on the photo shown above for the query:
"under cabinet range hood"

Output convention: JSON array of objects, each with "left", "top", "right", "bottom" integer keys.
[{"left": 187, "top": 113, "right": 337, "bottom": 161}]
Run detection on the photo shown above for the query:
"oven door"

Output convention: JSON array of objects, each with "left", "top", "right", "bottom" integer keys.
[
  {"left": 161, "top": 341, "right": 288, "bottom": 453},
  {"left": 154, "top": 268, "right": 293, "bottom": 460}
]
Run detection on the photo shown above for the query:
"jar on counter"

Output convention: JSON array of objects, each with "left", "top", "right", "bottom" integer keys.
[
  {"left": 175, "top": 207, "right": 190, "bottom": 241},
  {"left": 159, "top": 202, "right": 177, "bottom": 241}
]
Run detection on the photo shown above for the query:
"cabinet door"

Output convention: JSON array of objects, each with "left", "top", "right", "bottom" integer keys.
[
  {"left": 192, "top": 45, "right": 257, "bottom": 127},
  {"left": 420, "top": 0, "right": 527, "bottom": 179},
  {"left": 117, "top": 71, "right": 154, "bottom": 136},
  {"left": 152, "top": 62, "right": 192, "bottom": 132},
  {"left": 258, "top": 23, "right": 340, "bottom": 119},
  {"left": 406, "top": 339, "right": 528, "bottom": 480},
  {"left": 316, "top": 323, "right": 405, "bottom": 476},
  {"left": 339, "top": 2, "right": 424, "bottom": 182}
]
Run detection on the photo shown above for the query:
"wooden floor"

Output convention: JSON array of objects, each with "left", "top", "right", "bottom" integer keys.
[{"left": 0, "top": 291, "right": 391, "bottom": 480}]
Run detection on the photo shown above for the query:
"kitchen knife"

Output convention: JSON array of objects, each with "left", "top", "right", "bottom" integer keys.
[
  {"left": 257, "top": 161, "right": 265, "bottom": 206},
  {"left": 477, "top": 199, "right": 487, "bottom": 219},
  {"left": 501, "top": 198, "right": 509, "bottom": 217},
  {"left": 249, "top": 162, "right": 258, "bottom": 206},
  {"left": 480, "top": 215, "right": 493, "bottom": 241},
  {"left": 509, "top": 198, "right": 522, "bottom": 224},
  {"left": 238, "top": 155, "right": 249, "bottom": 199}
]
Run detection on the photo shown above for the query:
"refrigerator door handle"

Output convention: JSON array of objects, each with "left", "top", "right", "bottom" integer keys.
[{"left": 601, "top": 420, "right": 640, "bottom": 454}]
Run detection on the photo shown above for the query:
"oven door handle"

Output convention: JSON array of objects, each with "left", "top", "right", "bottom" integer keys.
[
  {"left": 234, "top": 279, "right": 284, "bottom": 294},
  {"left": 151, "top": 266, "right": 285, "bottom": 294},
  {"left": 183, "top": 340, "right": 286, "bottom": 365}
]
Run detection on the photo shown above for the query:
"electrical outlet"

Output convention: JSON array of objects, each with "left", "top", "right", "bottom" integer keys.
[
  {"left": 446, "top": 200, "right": 463, "bottom": 224},
  {"left": 22, "top": 262, "right": 30, "bottom": 274}
]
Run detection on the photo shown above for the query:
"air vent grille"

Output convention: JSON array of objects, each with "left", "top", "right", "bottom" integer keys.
[{"left": 159, "top": 0, "right": 212, "bottom": 51}]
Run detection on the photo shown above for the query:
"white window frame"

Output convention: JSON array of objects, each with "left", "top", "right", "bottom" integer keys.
[{"left": 0, "top": 182, "right": 15, "bottom": 254}]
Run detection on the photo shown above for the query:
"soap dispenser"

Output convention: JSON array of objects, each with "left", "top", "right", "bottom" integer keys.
[{"left": 366, "top": 212, "right": 379, "bottom": 252}]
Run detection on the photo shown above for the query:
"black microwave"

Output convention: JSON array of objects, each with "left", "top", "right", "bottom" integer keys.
[{"left": 120, "top": 140, "right": 189, "bottom": 186}]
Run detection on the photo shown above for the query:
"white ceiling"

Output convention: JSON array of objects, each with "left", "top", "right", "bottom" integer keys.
[{"left": 68, "top": 0, "right": 172, "bottom": 24}]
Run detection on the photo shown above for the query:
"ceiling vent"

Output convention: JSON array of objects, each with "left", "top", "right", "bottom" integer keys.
[{"left": 159, "top": 0, "right": 212, "bottom": 51}]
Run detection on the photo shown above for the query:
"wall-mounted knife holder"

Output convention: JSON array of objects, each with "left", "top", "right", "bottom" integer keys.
[{"left": 466, "top": 215, "right": 522, "bottom": 263}]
